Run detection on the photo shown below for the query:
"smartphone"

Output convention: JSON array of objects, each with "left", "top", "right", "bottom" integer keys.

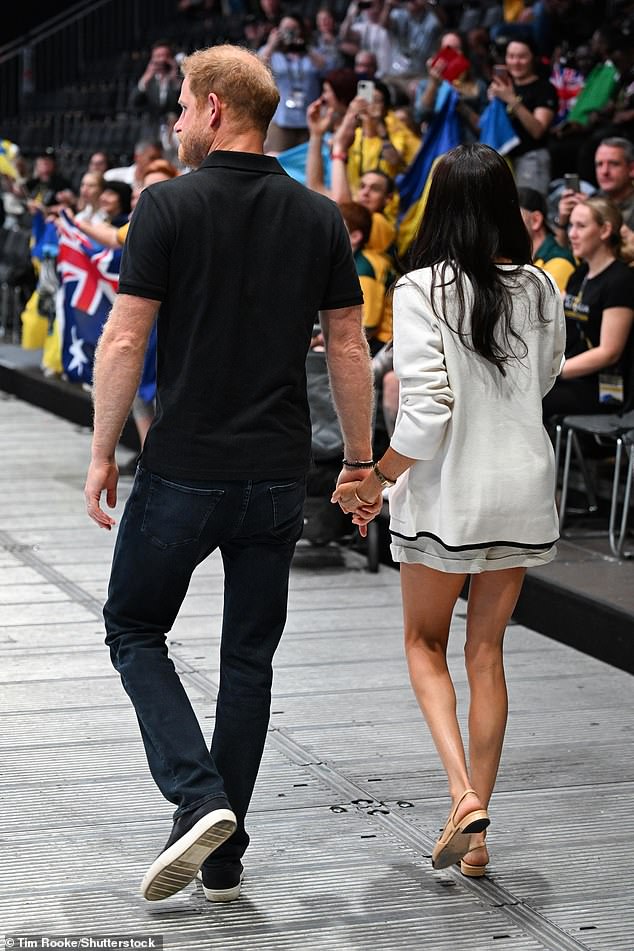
[
  {"left": 564, "top": 173, "right": 580, "bottom": 193},
  {"left": 493, "top": 65, "right": 510, "bottom": 82},
  {"left": 357, "top": 79, "right": 375, "bottom": 103}
]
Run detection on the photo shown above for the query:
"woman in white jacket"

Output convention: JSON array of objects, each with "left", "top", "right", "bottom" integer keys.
[{"left": 333, "top": 143, "right": 565, "bottom": 877}]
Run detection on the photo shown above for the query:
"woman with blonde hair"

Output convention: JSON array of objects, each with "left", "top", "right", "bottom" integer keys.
[
  {"left": 543, "top": 195, "right": 634, "bottom": 418},
  {"left": 333, "top": 143, "right": 565, "bottom": 876}
]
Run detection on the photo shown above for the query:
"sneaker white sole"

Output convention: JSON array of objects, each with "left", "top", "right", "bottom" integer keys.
[
  {"left": 140, "top": 808, "right": 237, "bottom": 902},
  {"left": 202, "top": 870, "right": 244, "bottom": 903}
]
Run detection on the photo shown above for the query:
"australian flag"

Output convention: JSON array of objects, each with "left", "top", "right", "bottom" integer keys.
[{"left": 55, "top": 210, "right": 121, "bottom": 384}]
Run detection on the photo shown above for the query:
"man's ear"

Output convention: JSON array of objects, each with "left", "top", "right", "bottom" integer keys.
[{"left": 208, "top": 92, "right": 222, "bottom": 129}]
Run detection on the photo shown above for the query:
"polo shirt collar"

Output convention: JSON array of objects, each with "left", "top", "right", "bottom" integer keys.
[{"left": 198, "top": 151, "right": 287, "bottom": 175}]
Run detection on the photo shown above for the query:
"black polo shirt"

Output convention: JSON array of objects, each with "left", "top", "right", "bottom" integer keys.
[{"left": 119, "top": 151, "right": 363, "bottom": 480}]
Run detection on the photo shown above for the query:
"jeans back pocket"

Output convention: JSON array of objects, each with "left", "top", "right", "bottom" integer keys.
[{"left": 141, "top": 474, "right": 225, "bottom": 549}]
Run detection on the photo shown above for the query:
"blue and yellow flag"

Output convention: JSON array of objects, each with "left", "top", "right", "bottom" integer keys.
[
  {"left": 478, "top": 98, "right": 520, "bottom": 156},
  {"left": 276, "top": 138, "right": 332, "bottom": 188},
  {"left": 395, "top": 90, "right": 462, "bottom": 257},
  {"left": 0, "top": 138, "right": 19, "bottom": 179}
]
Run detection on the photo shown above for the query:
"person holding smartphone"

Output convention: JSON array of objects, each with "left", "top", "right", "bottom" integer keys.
[
  {"left": 555, "top": 137, "right": 634, "bottom": 247},
  {"left": 488, "top": 38, "right": 557, "bottom": 195},
  {"left": 330, "top": 78, "right": 420, "bottom": 218}
]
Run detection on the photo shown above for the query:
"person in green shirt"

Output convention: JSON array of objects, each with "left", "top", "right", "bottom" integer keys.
[{"left": 518, "top": 186, "right": 576, "bottom": 291}]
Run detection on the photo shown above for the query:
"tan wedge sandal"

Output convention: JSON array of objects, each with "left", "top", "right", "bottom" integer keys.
[
  {"left": 460, "top": 844, "right": 489, "bottom": 877},
  {"left": 431, "top": 789, "right": 490, "bottom": 870}
]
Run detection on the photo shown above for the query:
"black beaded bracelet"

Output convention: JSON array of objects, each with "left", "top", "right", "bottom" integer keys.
[{"left": 342, "top": 459, "right": 374, "bottom": 469}]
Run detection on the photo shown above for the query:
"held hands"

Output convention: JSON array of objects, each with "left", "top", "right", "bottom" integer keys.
[{"left": 331, "top": 475, "right": 383, "bottom": 538}]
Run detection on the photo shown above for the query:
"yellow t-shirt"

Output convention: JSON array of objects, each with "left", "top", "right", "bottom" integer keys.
[
  {"left": 534, "top": 255, "right": 576, "bottom": 294},
  {"left": 117, "top": 221, "right": 130, "bottom": 245},
  {"left": 348, "top": 114, "right": 421, "bottom": 222}
]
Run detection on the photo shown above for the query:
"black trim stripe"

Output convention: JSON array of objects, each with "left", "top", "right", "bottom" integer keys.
[{"left": 389, "top": 529, "right": 558, "bottom": 552}]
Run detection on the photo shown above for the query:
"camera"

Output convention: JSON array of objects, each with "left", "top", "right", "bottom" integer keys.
[{"left": 281, "top": 29, "right": 305, "bottom": 52}]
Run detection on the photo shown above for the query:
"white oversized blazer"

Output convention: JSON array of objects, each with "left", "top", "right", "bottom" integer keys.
[{"left": 388, "top": 264, "right": 566, "bottom": 551}]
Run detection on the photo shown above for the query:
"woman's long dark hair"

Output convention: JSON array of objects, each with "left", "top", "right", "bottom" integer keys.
[{"left": 407, "top": 143, "right": 552, "bottom": 375}]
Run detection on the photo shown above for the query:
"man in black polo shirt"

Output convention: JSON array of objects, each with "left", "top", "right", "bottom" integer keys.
[{"left": 84, "top": 44, "right": 377, "bottom": 903}]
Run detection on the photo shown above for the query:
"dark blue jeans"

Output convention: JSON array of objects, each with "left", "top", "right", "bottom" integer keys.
[{"left": 104, "top": 465, "right": 305, "bottom": 864}]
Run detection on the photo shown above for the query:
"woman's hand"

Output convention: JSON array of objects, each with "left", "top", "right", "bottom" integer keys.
[
  {"left": 307, "top": 97, "right": 334, "bottom": 136},
  {"left": 488, "top": 73, "right": 514, "bottom": 105},
  {"left": 331, "top": 479, "right": 383, "bottom": 536}
]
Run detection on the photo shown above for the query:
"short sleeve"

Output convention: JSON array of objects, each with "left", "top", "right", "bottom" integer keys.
[
  {"left": 390, "top": 277, "right": 454, "bottom": 460},
  {"left": 319, "top": 205, "right": 363, "bottom": 311},
  {"left": 118, "top": 189, "right": 171, "bottom": 301},
  {"left": 540, "top": 80, "right": 558, "bottom": 113},
  {"left": 603, "top": 265, "right": 634, "bottom": 311}
]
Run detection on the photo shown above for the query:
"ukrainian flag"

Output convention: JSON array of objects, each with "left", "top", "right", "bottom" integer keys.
[
  {"left": 276, "top": 138, "right": 332, "bottom": 188},
  {"left": 478, "top": 99, "right": 520, "bottom": 156},
  {"left": 0, "top": 138, "right": 19, "bottom": 179},
  {"left": 395, "top": 90, "right": 462, "bottom": 258}
]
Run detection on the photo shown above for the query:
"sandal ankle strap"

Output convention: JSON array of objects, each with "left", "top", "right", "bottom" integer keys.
[{"left": 451, "top": 788, "right": 480, "bottom": 821}]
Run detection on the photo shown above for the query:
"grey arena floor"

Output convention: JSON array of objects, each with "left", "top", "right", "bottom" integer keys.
[{"left": 1, "top": 392, "right": 633, "bottom": 951}]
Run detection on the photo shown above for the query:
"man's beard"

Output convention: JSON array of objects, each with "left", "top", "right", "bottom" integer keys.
[{"left": 178, "top": 129, "right": 211, "bottom": 169}]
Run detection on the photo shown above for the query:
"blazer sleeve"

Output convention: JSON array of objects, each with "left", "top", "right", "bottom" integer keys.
[
  {"left": 541, "top": 270, "right": 567, "bottom": 397},
  {"left": 390, "top": 278, "right": 454, "bottom": 460}
]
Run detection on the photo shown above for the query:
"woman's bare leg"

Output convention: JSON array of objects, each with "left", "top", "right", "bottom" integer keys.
[
  {"left": 401, "top": 564, "right": 483, "bottom": 821},
  {"left": 462, "top": 567, "right": 526, "bottom": 863}
]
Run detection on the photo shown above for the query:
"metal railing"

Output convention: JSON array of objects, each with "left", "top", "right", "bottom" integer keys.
[{"left": 0, "top": 0, "right": 174, "bottom": 123}]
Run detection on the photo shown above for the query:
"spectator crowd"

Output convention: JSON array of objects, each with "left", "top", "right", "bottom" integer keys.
[{"left": 1, "top": 0, "right": 633, "bottom": 485}]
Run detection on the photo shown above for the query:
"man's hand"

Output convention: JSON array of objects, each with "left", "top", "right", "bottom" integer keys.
[
  {"left": 332, "top": 469, "right": 382, "bottom": 538},
  {"left": 85, "top": 457, "right": 119, "bottom": 530},
  {"left": 558, "top": 187, "right": 585, "bottom": 224}
]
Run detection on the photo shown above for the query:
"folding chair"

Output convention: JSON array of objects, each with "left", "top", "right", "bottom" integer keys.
[
  {"left": 609, "top": 429, "right": 634, "bottom": 558},
  {"left": 557, "top": 409, "right": 634, "bottom": 545}
]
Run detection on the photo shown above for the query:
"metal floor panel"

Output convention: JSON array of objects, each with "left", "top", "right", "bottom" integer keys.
[
  {"left": 0, "top": 675, "right": 142, "bottom": 712},
  {"left": 1, "top": 397, "right": 632, "bottom": 950},
  {"left": 0, "top": 601, "right": 97, "bottom": 631},
  {"left": 523, "top": 898, "right": 634, "bottom": 951},
  {"left": 0, "top": 808, "right": 552, "bottom": 951},
  {"left": 0, "top": 621, "right": 107, "bottom": 649}
]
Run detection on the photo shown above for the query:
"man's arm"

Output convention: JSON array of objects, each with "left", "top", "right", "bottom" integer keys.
[
  {"left": 321, "top": 304, "right": 374, "bottom": 462},
  {"left": 85, "top": 293, "right": 159, "bottom": 529},
  {"left": 321, "top": 303, "right": 380, "bottom": 533}
]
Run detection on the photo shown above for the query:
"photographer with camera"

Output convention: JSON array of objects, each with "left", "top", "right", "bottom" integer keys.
[
  {"left": 129, "top": 41, "right": 182, "bottom": 134},
  {"left": 259, "top": 15, "right": 324, "bottom": 152}
]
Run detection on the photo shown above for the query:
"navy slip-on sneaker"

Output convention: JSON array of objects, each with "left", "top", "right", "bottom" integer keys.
[
  {"left": 198, "top": 861, "right": 244, "bottom": 903},
  {"left": 141, "top": 802, "right": 237, "bottom": 901}
]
